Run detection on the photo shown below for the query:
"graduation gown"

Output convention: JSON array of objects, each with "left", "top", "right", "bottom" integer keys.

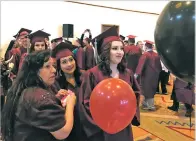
[
  {"left": 75, "top": 47, "right": 86, "bottom": 70},
  {"left": 0, "top": 62, "right": 9, "bottom": 96},
  {"left": 54, "top": 77, "right": 86, "bottom": 141},
  {"left": 13, "top": 87, "right": 65, "bottom": 141},
  {"left": 79, "top": 65, "right": 140, "bottom": 141},
  {"left": 135, "top": 51, "right": 162, "bottom": 98},
  {"left": 19, "top": 53, "right": 28, "bottom": 70},
  {"left": 84, "top": 46, "right": 97, "bottom": 70},
  {"left": 124, "top": 45, "right": 142, "bottom": 73},
  {"left": 173, "top": 78, "right": 195, "bottom": 105},
  {"left": 9, "top": 47, "right": 27, "bottom": 75}
]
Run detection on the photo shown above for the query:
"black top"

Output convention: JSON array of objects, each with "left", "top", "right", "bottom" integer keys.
[{"left": 13, "top": 87, "right": 65, "bottom": 141}]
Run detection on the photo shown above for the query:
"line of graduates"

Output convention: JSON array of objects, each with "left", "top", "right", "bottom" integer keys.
[{"left": 120, "top": 35, "right": 194, "bottom": 114}]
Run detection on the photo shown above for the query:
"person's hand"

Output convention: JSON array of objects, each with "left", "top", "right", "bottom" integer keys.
[
  {"left": 56, "top": 89, "right": 69, "bottom": 98},
  {"left": 66, "top": 90, "right": 76, "bottom": 105},
  {"left": 84, "top": 29, "right": 90, "bottom": 33},
  {"left": 61, "top": 90, "right": 76, "bottom": 107}
]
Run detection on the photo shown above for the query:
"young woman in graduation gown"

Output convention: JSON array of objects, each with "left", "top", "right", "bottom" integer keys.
[
  {"left": 51, "top": 42, "right": 86, "bottom": 141},
  {"left": 168, "top": 76, "right": 194, "bottom": 117},
  {"left": 81, "top": 29, "right": 97, "bottom": 70},
  {"left": 2, "top": 50, "right": 76, "bottom": 141},
  {"left": 18, "top": 30, "right": 50, "bottom": 70},
  {"left": 79, "top": 31, "right": 141, "bottom": 141}
]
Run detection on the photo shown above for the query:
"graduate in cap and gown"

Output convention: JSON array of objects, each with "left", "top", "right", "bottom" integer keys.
[
  {"left": 168, "top": 77, "right": 194, "bottom": 117},
  {"left": 135, "top": 40, "right": 162, "bottom": 111},
  {"left": 51, "top": 37, "right": 63, "bottom": 49},
  {"left": 81, "top": 29, "right": 97, "bottom": 70},
  {"left": 51, "top": 42, "right": 86, "bottom": 141},
  {"left": 124, "top": 35, "right": 142, "bottom": 73},
  {"left": 8, "top": 28, "right": 32, "bottom": 79},
  {"left": 72, "top": 38, "right": 86, "bottom": 71},
  {"left": 79, "top": 26, "right": 141, "bottom": 141},
  {"left": 19, "top": 30, "right": 50, "bottom": 70},
  {"left": 136, "top": 41, "right": 144, "bottom": 54},
  {"left": 12, "top": 28, "right": 32, "bottom": 51}
]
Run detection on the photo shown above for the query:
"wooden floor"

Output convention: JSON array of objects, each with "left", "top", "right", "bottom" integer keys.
[{"left": 133, "top": 83, "right": 195, "bottom": 141}]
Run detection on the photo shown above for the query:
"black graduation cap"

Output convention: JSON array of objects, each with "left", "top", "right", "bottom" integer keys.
[
  {"left": 120, "top": 35, "right": 125, "bottom": 41},
  {"left": 64, "top": 40, "right": 72, "bottom": 45},
  {"left": 51, "top": 37, "right": 63, "bottom": 43},
  {"left": 91, "top": 26, "right": 120, "bottom": 55},
  {"left": 28, "top": 30, "right": 51, "bottom": 44},
  {"left": 51, "top": 42, "right": 77, "bottom": 60},
  {"left": 13, "top": 28, "right": 32, "bottom": 38}
]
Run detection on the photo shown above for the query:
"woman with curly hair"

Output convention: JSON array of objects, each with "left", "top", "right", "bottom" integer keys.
[
  {"left": 79, "top": 26, "right": 141, "bottom": 141},
  {"left": 2, "top": 50, "right": 76, "bottom": 141}
]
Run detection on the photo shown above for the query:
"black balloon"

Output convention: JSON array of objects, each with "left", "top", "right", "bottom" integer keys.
[{"left": 154, "top": 1, "right": 195, "bottom": 83}]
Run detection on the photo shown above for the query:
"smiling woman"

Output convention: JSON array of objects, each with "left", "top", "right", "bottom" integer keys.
[
  {"left": 79, "top": 26, "right": 141, "bottom": 141},
  {"left": 51, "top": 42, "right": 85, "bottom": 141}
]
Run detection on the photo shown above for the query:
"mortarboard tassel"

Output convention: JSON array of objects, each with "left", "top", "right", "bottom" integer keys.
[{"left": 94, "top": 38, "right": 100, "bottom": 64}]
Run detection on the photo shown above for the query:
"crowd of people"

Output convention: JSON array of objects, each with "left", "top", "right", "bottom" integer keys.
[{"left": 0, "top": 26, "right": 194, "bottom": 141}]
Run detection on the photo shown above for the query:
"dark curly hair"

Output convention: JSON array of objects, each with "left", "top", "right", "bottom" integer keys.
[
  {"left": 98, "top": 41, "right": 127, "bottom": 75},
  {"left": 2, "top": 50, "right": 51, "bottom": 141},
  {"left": 56, "top": 55, "right": 82, "bottom": 89}
]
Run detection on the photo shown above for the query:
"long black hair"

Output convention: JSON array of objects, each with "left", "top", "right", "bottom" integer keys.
[
  {"left": 98, "top": 41, "right": 127, "bottom": 76},
  {"left": 4, "top": 40, "right": 15, "bottom": 60},
  {"left": 56, "top": 55, "right": 81, "bottom": 89},
  {"left": 2, "top": 50, "right": 51, "bottom": 141}
]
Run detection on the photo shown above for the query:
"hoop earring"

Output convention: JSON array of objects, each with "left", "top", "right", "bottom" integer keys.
[{"left": 59, "top": 70, "right": 62, "bottom": 76}]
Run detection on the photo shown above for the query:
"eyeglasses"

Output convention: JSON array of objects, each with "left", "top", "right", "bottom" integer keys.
[{"left": 18, "top": 36, "right": 28, "bottom": 41}]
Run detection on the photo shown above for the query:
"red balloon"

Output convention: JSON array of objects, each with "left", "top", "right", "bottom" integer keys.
[{"left": 90, "top": 78, "right": 136, "bottom": 134}]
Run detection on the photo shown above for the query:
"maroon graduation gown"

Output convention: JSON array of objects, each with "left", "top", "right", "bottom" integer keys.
[
  {"left": 75, "top": 47, "right": 86, "bottom": 70},
  {"left": 124, "top": 45, "right": 142, "bottom": 73},
  {"left": 85, "top": 46, "right": 96, "bottom": 70},
  {"left": 19, "top": 53, "right": 28, "bottom": 70},
  {"left": 79, "top": 65, "right": 141, "bottom": 141},
  {"left": 174, "top": 78, "right": 195, "bottom": 105},
  {"left": 53, "top": 77, "right": 86, "bottom": 141},
  {"left": 9, "top": 47, "right": 27, "bottom": 75},
  {"left": 13, "top": 87, "right": 65, "bottom": 141},
  {"left": 135, "top": 51, "right": 162, "bottom": 98}
]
